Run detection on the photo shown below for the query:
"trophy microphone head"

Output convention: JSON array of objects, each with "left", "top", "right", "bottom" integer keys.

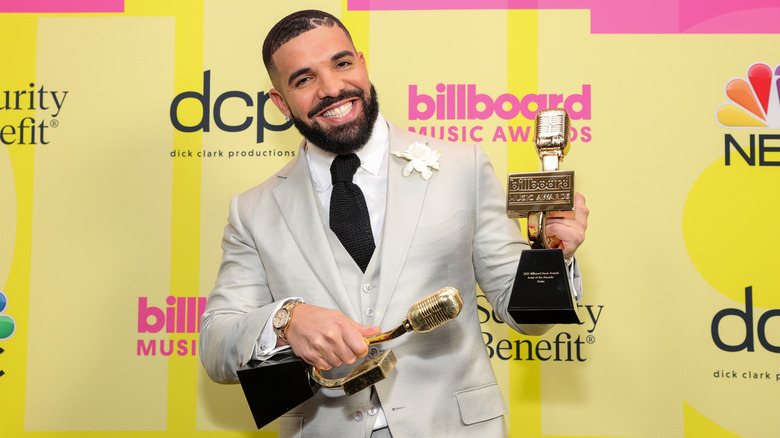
[
  {"left": 534, "top": 108, "right": 571, "bottom": 158},
  {"left": 406, "top": 287, "right": 464, "bottom": 333}
]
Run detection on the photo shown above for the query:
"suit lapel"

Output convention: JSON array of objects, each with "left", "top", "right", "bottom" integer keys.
[
  {"left": 272, "top": 143, "right": 359, "bottom": 320},
  {"left": 376, "top": 123, "right": 429, "bottom": 323}
]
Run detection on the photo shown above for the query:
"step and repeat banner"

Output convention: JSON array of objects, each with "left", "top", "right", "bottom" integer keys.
[{"left": 1, "top": 0, "right": 778, "bottom": 437}]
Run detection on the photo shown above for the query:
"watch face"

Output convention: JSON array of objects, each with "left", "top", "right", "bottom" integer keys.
[{"left": 273, "top": 308, "right": 289, "bottom": 329}]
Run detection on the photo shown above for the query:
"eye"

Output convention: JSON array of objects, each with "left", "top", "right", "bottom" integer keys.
[
  {"left": 294, "top": 76, "right": 312, "bottom": 88},
  {"left": 335, "top": 60, "right": 352, "bottom": 69}
]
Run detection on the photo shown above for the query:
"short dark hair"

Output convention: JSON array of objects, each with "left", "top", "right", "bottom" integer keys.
[{"left": 262, "top": 10, "right": 353, "bottom": 73}]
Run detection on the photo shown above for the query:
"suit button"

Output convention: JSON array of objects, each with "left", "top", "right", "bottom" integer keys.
[
  {"left": 365, "top": 308, "right": 375, "bottom": 317},
  {"left": 362, "top": 283, "right": 373, "bottom": 293},
  {"left": 368, "top": 406, "right": 378, "bottom": 416},
  {"left": 353, "top": 410, "right": 365, "bottom": 421},
  {"left": 368, "top": 347, "right": 379, "bottom": 358}
]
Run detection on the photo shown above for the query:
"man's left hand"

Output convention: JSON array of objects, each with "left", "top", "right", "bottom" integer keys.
[{"left": 544, "top": 192, "right": 589, "bottom": 260}]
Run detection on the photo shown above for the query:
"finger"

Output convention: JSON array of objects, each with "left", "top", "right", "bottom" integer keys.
[
  {"left": 546, "top": 193, "right": 588, "bottom": 219},
  {"left": 545, "top": 222, "right": 584, "bottom": 246},
  {"left": 357, "top": 325, "right": 382, "bottom": 337},
  {"left": 327, "top": 323, "right": 369, "bottom": 364},
  {"left": 295, "top": 347, "right": 334, "bottom": 370},
  {"left": 574, "top": 192, "right": 589, "bottom": 221},
  {"left": 545, "top": 216, "right": 585, "bottom": 232},
  {"left": 545, "top": 210, "right": 575, "bottom": 218},
  {"left": 293, "top": 327, "right": 345, "bottom": 370},
  {"left": 309, "top": 355, "right": 334, "bottom": 371},
  {"left": 546, "top": 209, "right": 587, "bottom": 231},
  {"left": 543, "top": 216, "right": 576, "bottom": 226},
  {"left": 342, "top": 328, "right": 372, "bottom": 361},
  {"left": 305, "top": 343, "right": 342, "bottom": 370},
  {"left": 331, "top": 340, "right": 360, "bottom": 365}
]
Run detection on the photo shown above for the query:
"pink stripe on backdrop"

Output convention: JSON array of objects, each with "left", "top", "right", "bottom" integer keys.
[
  {"left": 348, "top": 0, "right": 780, "bottom": 34},
  {"left": 0, "top": 0, "right": 124, "bottom": 13}
]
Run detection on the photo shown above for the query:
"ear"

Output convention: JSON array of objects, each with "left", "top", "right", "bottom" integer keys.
[{"left": 269, "top": 88, "right": 290, "bottom": 118}]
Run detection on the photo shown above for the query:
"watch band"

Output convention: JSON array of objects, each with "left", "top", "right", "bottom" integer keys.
[{"left": 273, "top": 299, "right": 303, "bottom": 343}]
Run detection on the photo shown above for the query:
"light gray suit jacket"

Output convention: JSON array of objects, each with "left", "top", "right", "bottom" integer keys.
[{"left": 200, "top": 121, "right": 552, "bottom": 437}]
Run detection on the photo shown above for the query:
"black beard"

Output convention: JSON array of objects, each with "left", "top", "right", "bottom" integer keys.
[{"left": 291, "top": 84, "right": 379, "bottom": 155}]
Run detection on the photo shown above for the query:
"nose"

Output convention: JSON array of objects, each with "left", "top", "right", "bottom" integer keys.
[{"left": 317, "top": 71, "right": 345, "bottom": 99}]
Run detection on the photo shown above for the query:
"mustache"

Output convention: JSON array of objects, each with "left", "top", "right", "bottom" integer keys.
[{"left": 307, "top": 89, "right": 365, "bottom": 119}]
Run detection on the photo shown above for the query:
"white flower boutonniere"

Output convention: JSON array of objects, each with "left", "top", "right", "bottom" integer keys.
[{"left": 392, "top": 142, "right": 441, "bottom": 180}]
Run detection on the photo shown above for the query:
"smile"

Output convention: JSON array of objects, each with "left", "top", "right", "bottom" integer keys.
[{"left": 321, "top": 101, "right": 354, "bottom": 118}]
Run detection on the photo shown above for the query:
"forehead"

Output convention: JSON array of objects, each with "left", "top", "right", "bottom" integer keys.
[{"left": 271, "top": 25, "right": 357, "bottom": 76}]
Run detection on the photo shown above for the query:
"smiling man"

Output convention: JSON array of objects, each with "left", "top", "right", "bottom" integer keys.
[
  {"left": 200, "top": 9, "right": 588, "bottom": 438},
  {"left": 265, "top": 22, "right": 379, "bottom": 155}
]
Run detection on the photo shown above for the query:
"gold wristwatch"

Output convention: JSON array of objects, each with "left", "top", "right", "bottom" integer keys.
[{"left": 272, "top": 299, "right": 303, "bottom": 343}]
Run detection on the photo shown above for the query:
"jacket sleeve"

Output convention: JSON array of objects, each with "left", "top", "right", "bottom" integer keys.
[{"left": 199, "top": 194, "right": 283, "bottom": 383}]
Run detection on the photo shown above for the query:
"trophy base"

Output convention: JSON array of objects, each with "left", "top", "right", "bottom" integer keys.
[
  {"left": 237, "top": 349, "right": 398, "bottom": 429},
  {"left": 341, "top": 350, "right": 396, "bottom": 396},
  {"left": 237, "top": 350, "right": 319, "bottom": 429},
  {"left": 508, "top": 248, "right": 581, "bottom": 324}
]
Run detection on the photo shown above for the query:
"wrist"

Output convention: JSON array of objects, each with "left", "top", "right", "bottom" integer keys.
[{"left": 272, "top": 299, "right": 303, "bottom": 343}]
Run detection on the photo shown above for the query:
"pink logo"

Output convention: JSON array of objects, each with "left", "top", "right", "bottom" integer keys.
[
  {"left": 0, "top": 0, "right": 124, "bottom": 13},
  {"left": 137, "top": 296, "right": 206, "bottom": 357},
  {"left": 409, "top": 84, "right": 591, "bottom": 122},
  {"left": 137, "top": 296, "right": 206, "bottom": 334}
]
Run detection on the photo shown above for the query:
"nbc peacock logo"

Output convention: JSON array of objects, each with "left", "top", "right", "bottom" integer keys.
[
  {"left": 0, "top": 291, "right": 16, "bottom": 341},
  {"left": 716, "top": 62, "right": 780, "bottom": 128}
]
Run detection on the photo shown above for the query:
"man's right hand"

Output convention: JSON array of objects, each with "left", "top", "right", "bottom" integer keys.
[{"left": 281, "top": 304, "right": 381, "bottom": 370}]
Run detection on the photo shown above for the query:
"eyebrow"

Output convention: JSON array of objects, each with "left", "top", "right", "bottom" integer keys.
[{"left": 286, "top": 50, "right": 356, "bottom": 87}]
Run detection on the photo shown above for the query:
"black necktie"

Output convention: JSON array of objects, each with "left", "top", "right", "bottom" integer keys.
[{"left": 329, "top": 153, "right": 375, "bottom": 272}]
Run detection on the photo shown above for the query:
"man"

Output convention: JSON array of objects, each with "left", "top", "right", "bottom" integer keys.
[{"left": 200, "top": 9, "right": 588, "bottom": 438}]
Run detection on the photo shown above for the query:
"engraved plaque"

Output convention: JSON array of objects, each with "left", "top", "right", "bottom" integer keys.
[{"left": 507, "top": 171, "right": 574, "bottom": 218}]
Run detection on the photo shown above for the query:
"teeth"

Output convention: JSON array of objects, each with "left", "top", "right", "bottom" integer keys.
[{"left": 322, "top": 101, "right": 353, "bottom": 118}]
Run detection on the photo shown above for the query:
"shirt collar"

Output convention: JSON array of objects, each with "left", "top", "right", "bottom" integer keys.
[{"left": 306, "top": 112, "right": 389, "bottom": 192}]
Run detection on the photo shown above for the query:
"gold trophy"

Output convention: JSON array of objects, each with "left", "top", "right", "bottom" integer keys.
[
  {"left": 238, "top": 287, "right": 464, "bottom": 428},
  {"left": 311, "top": 286, "right": 463, "bottom": 395},
  {"left": 506, "top": 108, "right": 581, "bottom": 323}
]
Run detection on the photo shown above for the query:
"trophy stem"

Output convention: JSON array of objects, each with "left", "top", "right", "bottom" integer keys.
[
  {"left": 541, "top": 154, "right": 561, "bottom": 172},
  {"left": 364, "top": 321, "right": 413, "bottom": 345},
  {"left": 527, "top": 212, "right": 546, "bottom": 249}
]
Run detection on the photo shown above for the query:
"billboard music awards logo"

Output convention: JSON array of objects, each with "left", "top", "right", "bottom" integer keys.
[
  {"left": 478, "top": 294, "right": 603, "bottom": 362},
  {"left": 0, "top": 83, "right": 68, "bottom": 145},
  {"left": 406, "top": 84, "right": 593, "bottom": 144},
  {"left": 136, "top": 296, "right": 207, "bottom": 357}
]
